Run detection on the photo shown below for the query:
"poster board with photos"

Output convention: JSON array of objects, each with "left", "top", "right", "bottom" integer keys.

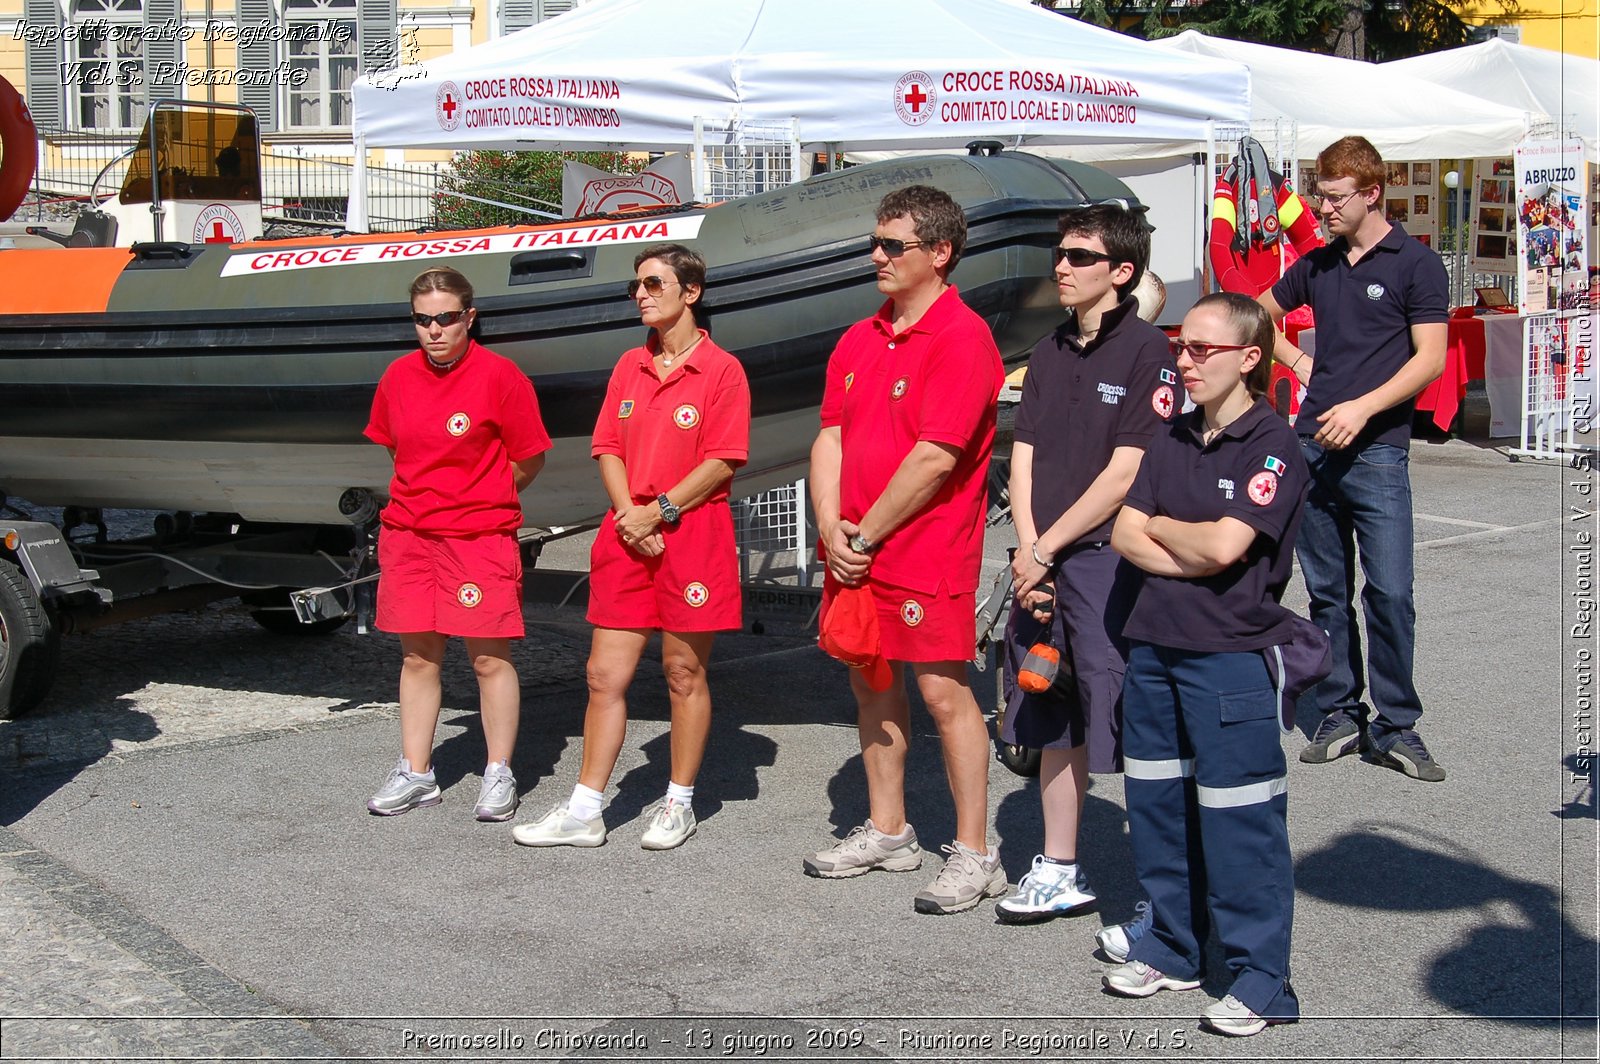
[
  {"left": 1380, "top": 161, "right": 1440, "bottom": 248},
  {"left": 1469, "top": 158, "right": 1518, "bottom": 275},
  {"left": 1514, "top": 138, "right": 1589, "bottom": 315}
]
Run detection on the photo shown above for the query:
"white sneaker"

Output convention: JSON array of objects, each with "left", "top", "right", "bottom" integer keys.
[
  {"left": 1102, "top": 960, "right": 1202, "bottom": 998},
  {"left": 366, "top": 757, "right": 441, "bottom": 816},
  {"left": 994, "top": 855, "right": 1097, "bottom": 923},
  {"left": 1096, "top": 900, "right": 1153, "bottom": 962},
  {"left": 474, "top": 763, "right": 518, "bottom": 822},
  {"left": 1203, "top": 995, "right": 1278, "bottom": 1037},
  {"left": 639, "top": 800, "right": 697, "bottom": 850},
  {"left": 511, "top": 803, "right": 606, "bottom": 848}
]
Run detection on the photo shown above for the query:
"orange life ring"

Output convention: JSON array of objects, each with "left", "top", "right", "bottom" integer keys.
[{"left": 0, "top": 77, "right": 39, "bottom": 223}]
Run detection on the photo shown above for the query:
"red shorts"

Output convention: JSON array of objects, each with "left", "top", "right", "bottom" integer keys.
[
  {"left": 376, "top": 527, "right": 524, "bottom": 638},
  {"left": 587, "top": 500, "right": 741, "bottom": 632},
  {"left": 822, "top": 577, "right": 975, "bottom": 663}
]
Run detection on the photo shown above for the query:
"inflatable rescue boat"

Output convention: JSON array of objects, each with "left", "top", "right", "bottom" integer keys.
[{"left": 0, "top": 102, "right": 1141, "bottom": 529}]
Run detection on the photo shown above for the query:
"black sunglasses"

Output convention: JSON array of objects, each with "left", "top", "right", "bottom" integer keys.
[
  {"left": 627, "top": 275, "right": 682, "bottom": 299},
  {"left": 1054, "top": 246, "right": 1119, "bottom": 268},
  {"left": 412, "top": 310, "right": 469, "bottom": 328},
  {"left": 1169, "top": 339, "right": 1256, "bottom": 363},
  {"left": 867, "top": 235, "right": 928, "bottom": 258}
]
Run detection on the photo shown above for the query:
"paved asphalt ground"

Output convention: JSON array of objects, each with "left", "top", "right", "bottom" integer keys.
[{"left": 1, "top": 395, "right": 1595, "bottom": 1063}]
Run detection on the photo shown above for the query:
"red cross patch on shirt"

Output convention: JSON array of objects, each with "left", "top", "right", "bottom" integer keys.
[
  {"left": 673, "top": 403, "right": 701, "bottom": 429},
  {"left": 446, "top": 412, "right": 471, "bottom": 437}
]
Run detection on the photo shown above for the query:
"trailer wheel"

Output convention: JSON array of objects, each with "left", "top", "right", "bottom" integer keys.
[
  {"left": 992, "top": 675, "right": 1042, "bottom": 778},
  {"left": 0, "top": 559, "right": 60, "bottom": 718},
  {"left": 243, "top": 589, "right": 349, "bottom": 637}
]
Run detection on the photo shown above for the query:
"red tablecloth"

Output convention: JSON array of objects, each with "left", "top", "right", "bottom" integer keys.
[{"left": 1292, "top": 318, "right": 1477, "bottom": 433}]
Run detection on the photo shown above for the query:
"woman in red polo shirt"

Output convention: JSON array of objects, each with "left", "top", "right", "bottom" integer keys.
[
  {"left": 513, "top": 243, "right": 751, "bottom": 852},
  {"left": 363, "top": 266, "right": 551, "bottom": 822}
]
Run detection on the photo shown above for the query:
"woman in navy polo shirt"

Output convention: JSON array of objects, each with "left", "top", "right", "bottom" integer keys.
[{"left": 1105, "top": 292, "right": 1309, "bottom": 1038}]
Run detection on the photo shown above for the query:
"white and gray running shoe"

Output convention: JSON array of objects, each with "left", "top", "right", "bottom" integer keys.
[
  {"left": 366, "top": 757, "right": 441, "bottom": 816},
  {"left": 474, "top": 762, "right": 519, "bottom": 822}
]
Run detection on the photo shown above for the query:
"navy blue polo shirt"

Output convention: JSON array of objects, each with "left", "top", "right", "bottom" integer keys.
[
  {"left": 1271, "top": 221, "right": 1448, "bottom": 450},
  {"left": 1014, "top": 296, "right": 1178, "bottom": 547},
  {"left": 1120, "top": 400, "right": 1310, "bottom": 653}
]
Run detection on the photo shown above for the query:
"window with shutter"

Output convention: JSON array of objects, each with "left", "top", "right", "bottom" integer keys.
[
  {"left": 500, "top": 0, "right": 535, "bottom": 35},
  {"left": 537, "top": 0, "right": 574, "bottom": 20},
  {"left": 285, "top": 0, "right": 359, "bottom": 128},
  {"left": 22, "top": 0, "right": 65, "bottom": 133},
  {"left": 141, "top": 0, "right": 182, "bottom": 108},
  {"left": 356, "top": 0, "right": 397, "bottom": 77},
  {"left": 71, "top": 0, "right": 147, "bottom": 130},
  {"left": 235, "top": 0, "right": 278, "bottom": 132}
]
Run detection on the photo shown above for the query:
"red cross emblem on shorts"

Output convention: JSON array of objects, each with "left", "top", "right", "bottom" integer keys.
[
  {"left": 1247, "top": 471, "right": 1279, "bottom": 506},
  {"left": 1151, "top": 385, "right": 1174, "bottom": 419},
  {"left": 900, "top": 599, "right": 924, "bottom": 627},
  {"left": 457, "top": 582, "right": 483, "bottom": 608},
  {"left": 447, "top": 412, "right": 471, "bottom": 436},
  {"left": 684, "top": 581, "right": 709, "bottom": 607},
  {"left": 673, "top": 404, "right": 701, "bottom": 429}
]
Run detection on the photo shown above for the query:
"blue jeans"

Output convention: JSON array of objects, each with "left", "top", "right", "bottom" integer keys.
[{"left": 1295, "top": 438, "right": 1423, "bottom": 737}]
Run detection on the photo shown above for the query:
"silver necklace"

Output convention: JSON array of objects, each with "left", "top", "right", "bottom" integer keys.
[{"left": 660, "top": 333, "right": 705, "bottom": 368}]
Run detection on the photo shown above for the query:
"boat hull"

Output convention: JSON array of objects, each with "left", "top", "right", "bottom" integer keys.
[{"left": 0, "top": 151, "right": 1136, "bottom": 527}]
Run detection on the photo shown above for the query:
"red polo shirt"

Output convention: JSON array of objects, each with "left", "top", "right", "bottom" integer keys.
[
  {"left": 591, "top": 330, "right": 751, "bottom": 500},
  {"left": 365, "top": 340, "right": 551, "bottom": 535},
  {"left": 820, "top": 286, "right": 1002, "bottom": 594}
]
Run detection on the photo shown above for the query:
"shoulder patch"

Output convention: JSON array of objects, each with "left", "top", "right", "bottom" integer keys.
[
  {"left": 1151, "top": 385, "right": 1175, "bottom": 419},
  {"left": 618, "top": 399, "right": 635, "bottom": 419},
  {"left": 1159, "top": 368, "right": 1177, "bottom": 385},
  {"left": 1263, "top": 455, "right": 1286, "bottom": 474},
  {"left": 1247, "top": 470, "right": 1279, "bottom": 506}
]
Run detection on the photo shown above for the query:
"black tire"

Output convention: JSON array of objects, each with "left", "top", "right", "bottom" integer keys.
[
  {"left": 0, "top": 559, "right": 61, "bottom": 719},
  {"left": 243, "top": 589, "right": 349, "bottom": 637}
]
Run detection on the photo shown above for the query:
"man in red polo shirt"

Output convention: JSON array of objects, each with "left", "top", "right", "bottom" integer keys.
[{"left": 803, "top": 185, "right": 1006, "bottom": 915}]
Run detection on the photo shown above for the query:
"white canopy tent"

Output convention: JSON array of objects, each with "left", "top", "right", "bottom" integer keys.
[
  {"left": 1147, "top": 31, "right": 1536, "bottom": 162},
  {"left": 1383, "top": 39, "right": 1598, "bottom": 163},
  {"left": 350, "top": 0, "right": 1249, "bottom": 155}
]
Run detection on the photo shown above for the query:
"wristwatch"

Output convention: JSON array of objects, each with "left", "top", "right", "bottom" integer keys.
[
  {"left": 656, "top": 493, "right": 681, "bottom": 526},
  {"left": 848, "top": 531, "right": 877, "bottom": 555}
]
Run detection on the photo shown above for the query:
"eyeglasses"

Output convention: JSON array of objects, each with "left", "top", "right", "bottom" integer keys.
[
  {"left": 412, "top": 310, "right": 468, "bottom": 328},
  {"left": 867, "top": 235, "right": 927, "bottom": 258},
  {"left": 627, "top": 275, "right": 681, "bottom": 299},
  {"left": 1168, "top": 339, "right": 1256, "bottom": 363},
  {"left": 1310, "top": 187, "right": 1371, "bottom": 210},
  {"left": 1054, "top": 246, "right": 1119, "bottom": 268}
]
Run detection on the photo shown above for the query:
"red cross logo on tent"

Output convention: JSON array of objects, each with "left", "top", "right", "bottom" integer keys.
[
  {"left": 683, "top": 581, "right": 709, "bottom": 608},
  {"left": 900, "top": 599, "right": 925, "bottom": 627},
  {"left": 893, "top": 71, "right": 936, "bottom": 127},
  {"left": 436, "top": 81, "right": 462, "bottom": 131},
  {"left": 457, "top": 582, "right": 483, "bottom": 608},
  {"left": 1151, "top": 385, "right": 1175, "bottom": 419},
  {"left": 447, "top": 412, "right": 470, "bottom": 436},
  {"left": 673, "top": 404, "right": 701, "bottom": 429}
]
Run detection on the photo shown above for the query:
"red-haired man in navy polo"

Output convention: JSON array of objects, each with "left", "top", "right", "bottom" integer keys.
[
  {"left": 803, "top": 185, "right": 1007, "bottom": 914},
  {"left": 1259, "top": 135, "right": 1448, "bottom": 782}
]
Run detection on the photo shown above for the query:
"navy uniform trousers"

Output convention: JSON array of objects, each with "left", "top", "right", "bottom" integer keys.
[{"left": 1122, "top": 640, "right": 1299, "bottom": 1021}]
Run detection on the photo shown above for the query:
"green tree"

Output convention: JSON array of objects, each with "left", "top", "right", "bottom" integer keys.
[
  {"left": 1049, "top": 0, "right": 1512, "bottom": 60},
  {"left": 433, "top": 149, "right": 645, "bottom": 229}
]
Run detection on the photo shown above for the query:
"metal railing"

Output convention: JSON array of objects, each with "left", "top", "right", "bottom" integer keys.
[{"left": 23, "top": 129, "right": 446, "bottom": 233}]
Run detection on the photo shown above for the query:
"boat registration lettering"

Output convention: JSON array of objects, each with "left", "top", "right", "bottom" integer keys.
[{"left": 221, "top": 216, "right": 706, "bottom": 277}]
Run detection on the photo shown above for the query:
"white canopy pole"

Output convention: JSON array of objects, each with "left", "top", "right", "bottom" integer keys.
[{"left": 346, "top": 134, "right": 371, "bottom": 234}]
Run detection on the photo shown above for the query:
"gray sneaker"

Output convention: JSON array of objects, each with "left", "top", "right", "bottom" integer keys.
[
  {"left": 366, "top": 757, "right": 441, "bottom": 816},
  {"left": 474, "top": 762, "right": 519, "bottom": 822},
  {"left": 511, "top": 803, "right": 607, "bottom": 847},
  {"left": 1299, "top": 714, "right": 1364, "bottom": 764},
  {"left": 639, "top": 800, "right": 697, "bottom": 850},
  {"left": 913, "top": 842, "right": 1006, "bottom": 915},
  {"left": 1372, "top": 728, "right": 1447, "bottom": 782},
  {"left": 802, "top": 820, "right": 922, "bottom": 878}
]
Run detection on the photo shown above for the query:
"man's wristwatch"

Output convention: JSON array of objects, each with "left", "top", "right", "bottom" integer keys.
[
  {"left": 656, "top": 493, "right": 681, "bottom": 526},
  {"left": 848, "top": 531, "right": 877, "bottom": 555}
]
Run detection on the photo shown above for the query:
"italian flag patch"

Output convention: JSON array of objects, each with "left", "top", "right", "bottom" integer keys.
[{"left": 1264, "top": 455, "right": 1287, "bottom": 474}]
